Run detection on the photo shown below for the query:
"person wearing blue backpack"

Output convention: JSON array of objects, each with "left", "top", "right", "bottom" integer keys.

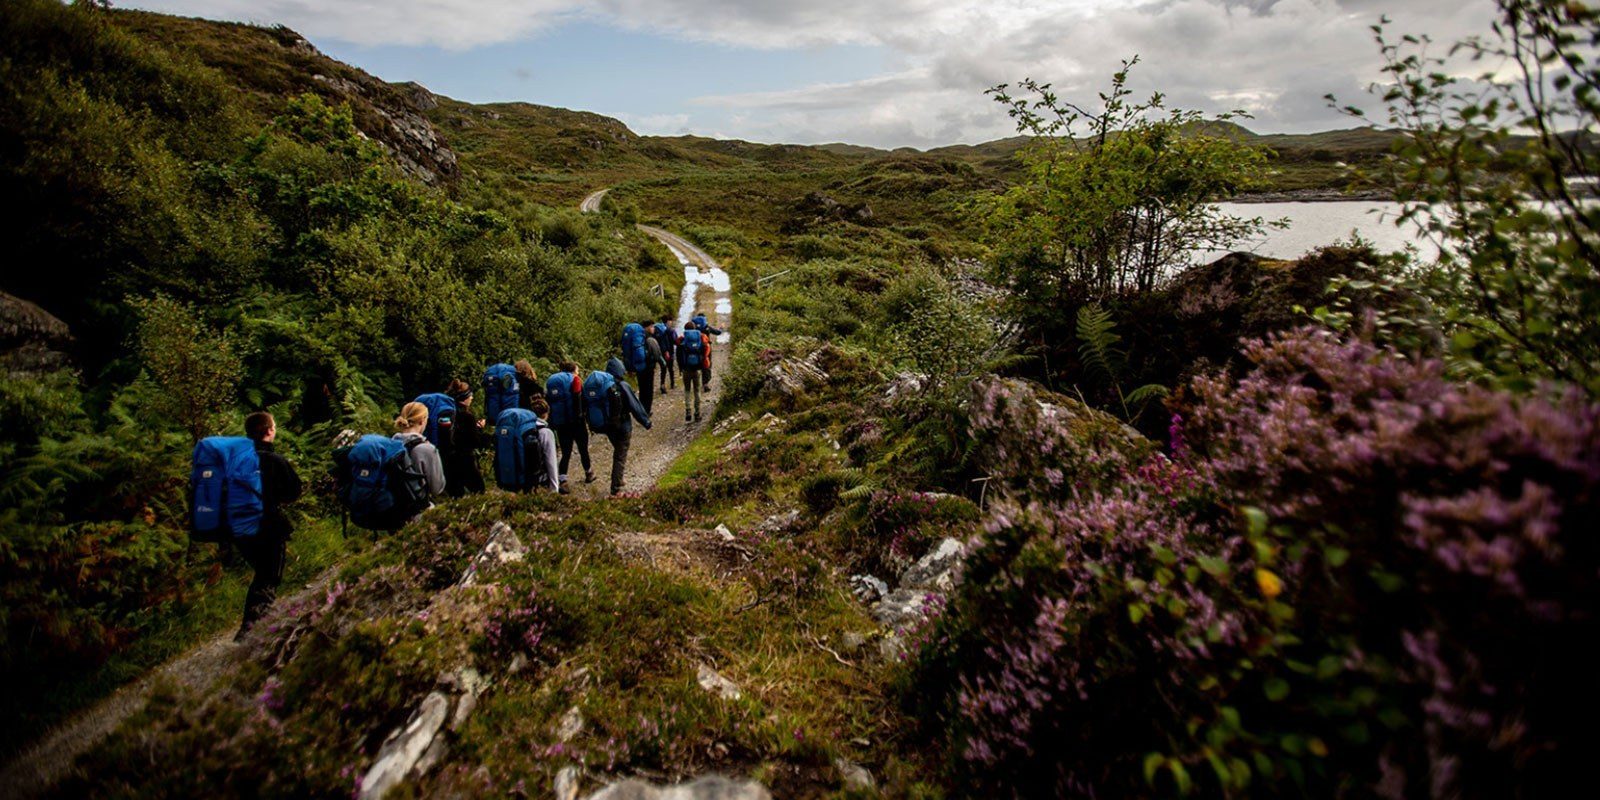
[
  {"left": 640, "top": 319, "right": 668, "bottom": 415},
  {"left": 545, "top": 361, "right": 595, "bottom": 489},
  {"left": 393, "top": 401, "right": 447, "bottom": 498},
  {"left": 493, "top": 398, "right": 560, "bottom": 493},
  {"left": 442, "top": 379, "right": 485, "bottom": 497},
  {"left": 655, "top": 315, "right": 678, "bottom": 393},
  {"left": 678, "top": 321, "right": 710, "bottom": 423},
  {"left": 586, "top": 357, "right": 652, "bottom": 495},
  {"left": 692, "top": 311, "right": 724, "bottom": 337},
  {"left": 236, "top": 412, "right": 302, "bottom": 639}
]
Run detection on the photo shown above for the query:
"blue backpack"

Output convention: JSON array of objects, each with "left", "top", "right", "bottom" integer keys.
[
  {"left": 190, "top": 436, "right": 263, "bottom": 542},
  {"left": 583, "top": 370, "right": 622, "bottom": 433},
  {"left": 336, "top": 435, "right": 428, "bottom": 531},
  {"left": 545, "top": 372, "right": 578, "bottom": 427},
  {"left": 692, "top": 314, "right": 708, "bottom": 331},
  {"left": 483, "top": 363, "right": 519, "bottom": 421},
  {"left": 414, "top": 393, "right": 457, "bottom": 451},
  {"left": 653, "top": 323, "right": 675, "bottom": 356},
  {"left": 681, "top": 328, "right": 705, "bottom": 368},
  {"left": 493, "top": 408, "right": 549, "bottom": 491},
  {"left": 621, "top": 323, "right": 648, "bottom": 373}
]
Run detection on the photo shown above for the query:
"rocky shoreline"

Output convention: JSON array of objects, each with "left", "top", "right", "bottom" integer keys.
[{"left": 1229, "top": 187, "right": 1392, "bottom": 203}]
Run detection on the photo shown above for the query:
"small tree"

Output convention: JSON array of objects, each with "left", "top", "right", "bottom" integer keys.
[
  {"left": 1340, "top": 0, "right": 1600, "bottom": 393},
  {"left": 132, "top": 295, "right": 243, "bottom": 443},
  {"left": 983, "top": 57, "right": 1277, "bottom": 306}
]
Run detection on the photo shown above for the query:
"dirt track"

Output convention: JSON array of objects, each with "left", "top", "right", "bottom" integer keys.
[{"left": 567, "top": 198, "right": 734, "bottom": 498}]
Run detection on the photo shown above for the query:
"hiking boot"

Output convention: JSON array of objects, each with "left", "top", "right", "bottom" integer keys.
[
  {"left": 694, "top": 413, "right": 702, "bottom": 422},
  {"left": 685, "top": 412, "right": 692, "bottom": 422},
  {"left": 584, "top": 470, "right": 596, "bottom": 484}
]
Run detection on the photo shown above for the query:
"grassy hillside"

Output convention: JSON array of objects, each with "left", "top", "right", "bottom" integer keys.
[{"left": 0, "top": 0, "right": 677, "bottom": 754}]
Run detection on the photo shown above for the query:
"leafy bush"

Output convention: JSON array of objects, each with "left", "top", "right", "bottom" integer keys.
[
  {"left": 1344, "top": 0, "right": 1600, "bottom": 393},
  {"left": 912, "top": 329, "right": 1599, "bottom": 797}
]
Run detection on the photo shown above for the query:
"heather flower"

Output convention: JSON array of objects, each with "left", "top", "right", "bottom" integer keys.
[{"left": 915, "top": 328, "right": 1600, "bottom": 797}]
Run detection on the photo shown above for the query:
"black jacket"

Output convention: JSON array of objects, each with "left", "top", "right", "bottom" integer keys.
[
  {"left": 604, "top": 358, "right": 653, "bottom": 435},
  {"left": 444, "top": 402, "right": 486, "bottom": 496},
  {"left": 255, "top": 441, "right": 303, "bottom": 540},
  {"left": 519, "top": 381, "right": 545, "bottom": 412}
]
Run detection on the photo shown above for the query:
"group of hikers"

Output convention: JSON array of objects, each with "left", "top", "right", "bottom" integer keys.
[{"left": 191, "top": 312, "right": 724, "bottom": 639}]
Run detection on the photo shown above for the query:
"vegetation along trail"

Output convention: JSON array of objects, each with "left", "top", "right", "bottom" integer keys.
[
  {"left": 0, "top": 191, "right": 735, "bottom": 797},
  {"left": 0, "top": 570, "right": 338, "bottom": 797}
]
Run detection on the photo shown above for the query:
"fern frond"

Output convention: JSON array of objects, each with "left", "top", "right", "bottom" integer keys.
[
  {"left": 1075, "top": 303, "right": 1124, "bottom": 382},
  {"left": 839, "top": 483, "right": 879, "bottom": 502},
  {"left": 1126, "top": 383, "right": 1170, "bottom": 405}
]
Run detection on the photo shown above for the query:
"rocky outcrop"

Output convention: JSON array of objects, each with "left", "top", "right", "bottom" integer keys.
[
  {"left": 587, "top": 776, "right": 771, "bottom": 800},
  {"left": 855, "top": 536, "right": 967, "bottom": 660},
  {"left": 784, "top": 192, "right": 875, "bottom": 231},
  {"left": 308, "top": 72, "right": 459, "bottom": 185},
  {"left": 358, "top": 522, "right": 525, "bottom": 799},
  {"left": 1, "top": 291, "right": 72, "bottom": 372},
  {"left": 759, "top": 348, "right": 833, "bottom": 402}
]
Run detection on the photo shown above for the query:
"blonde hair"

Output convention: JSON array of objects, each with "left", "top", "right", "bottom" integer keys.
[
  {"left": 394, "top": 401, "right": 428, "bottom": 433},
  {"left": 514, "top": 359, "right": 537, "bottom": 383}
]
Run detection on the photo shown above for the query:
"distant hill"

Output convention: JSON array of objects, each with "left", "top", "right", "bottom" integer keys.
[{"left": 100, "top": 9, "right": 1402, "bottom": 197}]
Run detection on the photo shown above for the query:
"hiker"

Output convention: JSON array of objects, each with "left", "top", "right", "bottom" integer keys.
[
  {"left": 655, "top": 315, "right": 677, "bottom": 392},
  {"left": 394, "top": 400, "right": 446, "bottom": 498},
  {"left": 545, "top": 361, "right": 596, "bottom": 489},
  {"left": 691, "top": 311, "right": 722, "bottom": 383},
  {"left": 442, "top": 379, "right": 485, "bottom": 497},
  {"left": 237, "top": 411, "right": 303, "bottom": 639},
  {"left": 585, "top": 357, "right": 652, "bottom": 495},
  {"left": 693, "top": 310, "right": 724, "bottom": 337},
  {"left": 640, "top": 319, "right": 668, "bottom": 415},
  {"left": 678, "top": 320, "right": 709, "bottom": 422},
  {"left": 493, "top": 398, "right": 560, "bottom": 493},
  {"left": 515, "top": 359, "right": 544, "bottom": 410}
]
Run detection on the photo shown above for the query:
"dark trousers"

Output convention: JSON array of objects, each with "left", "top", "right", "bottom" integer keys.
[
  {"left": 444, "top": 453, "right": 484, "bottom": 497},
  {"left": 639, "top": 365, "right": 656, "bottom": 415},
  {"left": 606, "top": 429, "right": 632, "bottom": 494},
  {"left": 661, "top": 357, "right": 675, "bottom": 390},
  {"left": 683, "top": 368, "right": 703, "bottom": 420},
  {"left": 556, "top": 422, "right": 591, "bottom": 479},
  {"left": 237, "top": 533, "right": 286, "bottom": 631}
]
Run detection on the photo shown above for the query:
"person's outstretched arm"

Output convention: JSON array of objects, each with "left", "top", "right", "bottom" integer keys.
[{"left": 621, "top": 384, "right": 651, "bottom": 429}]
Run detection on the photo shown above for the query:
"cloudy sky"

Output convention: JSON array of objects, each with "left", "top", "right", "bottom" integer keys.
[{"left": 121, "top": 0, "right": 1498, "bottom": 149}]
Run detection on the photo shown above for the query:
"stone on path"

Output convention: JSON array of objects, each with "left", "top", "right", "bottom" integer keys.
[
  {"left": 900, "top": 537, "right": 964, "bottom": 592},
  {"left": 586, "top": 776, "right": 771, "bottom": 800},
  {"left": 556, "top": 766, "right": 582, "bottom": 800},
  {"left": 872, "top": 589, "right": 935, "bottom": 629},
  {"left": 457, "top": 521, "right": 527, "bottom": 587},
  {"left": 696, "top": 664, "right": 742, "bottom": 701},
  {"left": 558, "top": 706, "right": 584, "bottom": 742},
  {"left": 849, "top": 574, "right": 889, "bottom": 604},
  {"left": 360, "top": 691, "right": 451, "bottom": 799},
  {"left": 834, "top": 758, "right": 875, "bottom": 791}
]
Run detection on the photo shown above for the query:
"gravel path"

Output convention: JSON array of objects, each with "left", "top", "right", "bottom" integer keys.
[
  {"left": 0, "top": 568, "right": 337, "bottom": 798},
  {"left": 566, "top": 212, "right": 733, "bottom": 499}
]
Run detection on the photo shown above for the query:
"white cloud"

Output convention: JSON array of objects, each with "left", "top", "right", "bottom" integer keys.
[
  {"left": 123, "top": 0, "right": 1503, "bottom": 147},
  {"left": 613, "top": 112, "right": 694, "bottom": 136}
]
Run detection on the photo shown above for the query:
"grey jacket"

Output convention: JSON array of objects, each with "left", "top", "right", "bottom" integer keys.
[
  {"left": 644, "top": 336, "right": 667, "bottom": 369},
  {"left": 393, "top": 431, "right": 446, "bottom": 496},
  {"left": 604, "top": 357, "right": 652, "bottom": 435},
  {"left": 534, "top": 426, "right": 559, "bottom": 491}
]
